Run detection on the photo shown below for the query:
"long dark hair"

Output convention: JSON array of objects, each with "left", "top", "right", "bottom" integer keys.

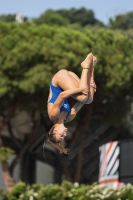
[{"left": 47, "top": 125, "right": 68, "bottom": 154}]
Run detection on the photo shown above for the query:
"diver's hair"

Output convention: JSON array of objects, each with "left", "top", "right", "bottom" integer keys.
[{"left": 47, "top": 125, "right": 68, "bottom": 154}]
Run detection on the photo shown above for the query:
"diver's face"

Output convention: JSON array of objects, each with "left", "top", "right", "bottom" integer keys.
[{"left": 53, "top": 124, "right": 68, "bottom": 140}]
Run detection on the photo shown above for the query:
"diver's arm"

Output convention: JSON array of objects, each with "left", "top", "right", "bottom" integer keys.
[
  {"left": 60, "top": 86, "right": 88, "bottom": 99},
  {"left": 49, "top": 87, "right": 87, "bottom": 120}
]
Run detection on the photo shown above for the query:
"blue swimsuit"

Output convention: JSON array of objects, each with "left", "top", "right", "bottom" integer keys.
[{"left": 48, "top": 82, "right": 71, "bottom": 121}]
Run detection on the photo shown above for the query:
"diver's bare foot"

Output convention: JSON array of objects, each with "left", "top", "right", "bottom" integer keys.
[
  {"left": 81, "top": 53, "right": 93, "bottom": 69},
  {"left": 93, "top": 56, "right": 97, "bottom": 67}
]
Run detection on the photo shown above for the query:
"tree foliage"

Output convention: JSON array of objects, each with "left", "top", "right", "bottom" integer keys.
[
  {"left": 1, "top": 180, "right": 133, "bottom": 200},
  {"left": 33, "top": 10, "right": 69, "bottom": 26},
  {"left": 0, "top": 147, "right": 14, "bottom": 162},
  {"left": 0, "top": 21, "right": 92, "bottom": 112},
  {"left": 55, "top": 7, "right": 105, "bottom": 27},
  {"left": 32, "top": 8, "right": 105, "bottom": 28},
  {"left": 0, "top": 21, "right": 133, "bottom": 123},
  {"left": 109, "top": 11, "right": 133, "bottom": 30}
]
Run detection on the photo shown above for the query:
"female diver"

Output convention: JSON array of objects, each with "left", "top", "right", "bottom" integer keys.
[{"left": 47, "top": 53, "right": 97, "bottom": 153}]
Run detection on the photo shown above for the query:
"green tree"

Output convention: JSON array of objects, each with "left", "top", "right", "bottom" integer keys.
[
  {"left": 0, "top": 21, "right": 133, "bottom": 185},
  {"left": 33, "top": 10, "right": 69, "bottom": 26},
  {"left": 0, "top": 14, "right": 16, "bottom": 22},
  {"left": 109, "top": 11, "right": 133, "bottom": 30},
  {"left": 56, "top": 7, "right": 105, "bottom": 27},
  {"left": 32, "top": 8, "right": 105, "bottom": 28}
]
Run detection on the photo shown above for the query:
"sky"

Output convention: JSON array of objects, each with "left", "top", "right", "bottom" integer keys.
[{"left": 0, "top": 0, "right": 133, "bottom": 25}]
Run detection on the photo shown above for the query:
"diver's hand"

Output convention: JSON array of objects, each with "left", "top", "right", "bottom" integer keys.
[
  {"left": 80, "top": 85, "right": 89, "bottom": 95},
  {"left": 90, "top": 81, "right": 96, "bottom": 92}
]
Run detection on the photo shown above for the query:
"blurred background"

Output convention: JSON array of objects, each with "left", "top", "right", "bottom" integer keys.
[{"left": 0, "top": 0, "right": 133, "bottom": 194}]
